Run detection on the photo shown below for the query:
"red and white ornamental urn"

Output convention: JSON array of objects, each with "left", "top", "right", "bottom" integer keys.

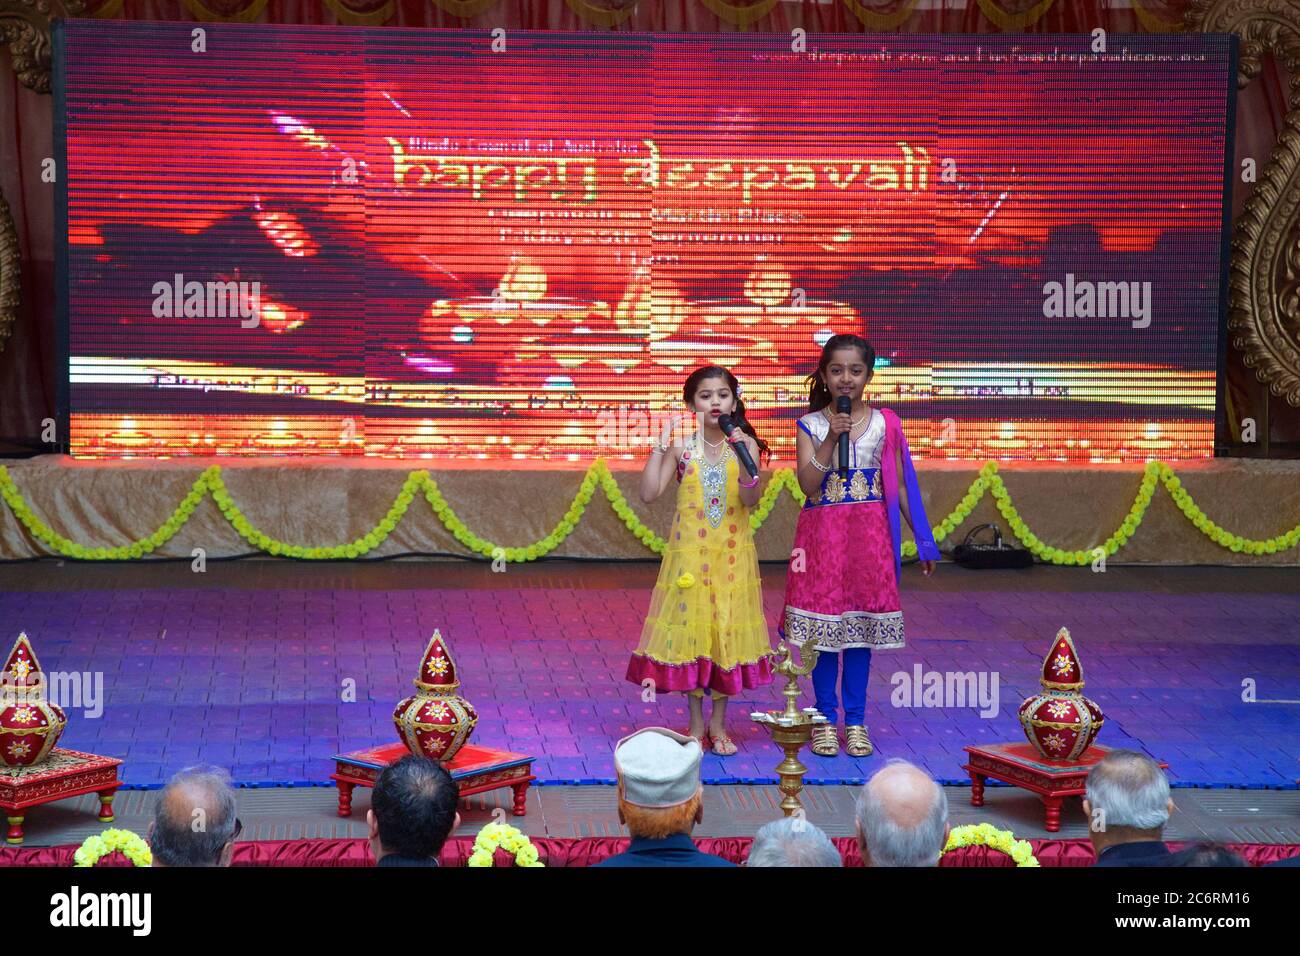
[
  {"left": 0, "top": 633, "right": 67, "bottom": 768},
  {"left": 1017, "top": 627, "right": 1105, "bottom": 761},
  {"left": 393, "top": 630, "right": 478, "bottom": 763}
]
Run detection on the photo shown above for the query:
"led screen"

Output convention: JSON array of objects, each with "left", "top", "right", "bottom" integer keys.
[{"left": 59, "top": 23, "right": 1234, "bottom": 461}]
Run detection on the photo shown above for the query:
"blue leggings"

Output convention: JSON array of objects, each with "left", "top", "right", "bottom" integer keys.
[{"left": 811, "top": 648, "right": 872, "bottom": 726}]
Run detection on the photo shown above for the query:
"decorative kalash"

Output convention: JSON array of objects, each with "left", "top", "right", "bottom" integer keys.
[
  {"left": 393, "top": 629, "right": 479, "bottom": 762},
  {"left": 961, "top": 627, "right": 1138, "bottom": 834},
  {"left": 0, "top": 633, "right": 122, "bottom": 845},
  {"left": 0, "top": 632, "right": 67, "bottom": 768},
  {"left": 1018, "top": 626, "right": 1105, "bottom": 759},
  {"left": 751, "top": 643, "right": 829, "bottom": 816},
  {"left": 332, "top": 630, "right": 536, "bottom": 819}
]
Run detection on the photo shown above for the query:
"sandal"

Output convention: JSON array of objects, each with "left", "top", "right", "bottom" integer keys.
[
  {"left": 708, "top": 732, "right": 738, "bottom": 756},
  {"left": 810, "top": 724, "right": 840, "bottom": 757},
  {"left": 845, "top": 725, "right": 873, "bottom": 757},
  {"left": 683, "top": 729, "right": 709, "bottom": 751}
]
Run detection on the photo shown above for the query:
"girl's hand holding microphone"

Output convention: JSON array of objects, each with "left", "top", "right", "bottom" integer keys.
[{"left": 826, "top": 407, "right": 853, "bottom": 439}]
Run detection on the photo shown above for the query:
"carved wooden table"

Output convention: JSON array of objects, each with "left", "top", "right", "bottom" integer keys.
[
  {"left": 331, "top": 742, "right": 535, "bottom": 818},
  {"left": 962, "top": 743, "right": 1168, "bottom": 833},
  {"left": 0, "top": 749, "right": 123, "bottom": 845}
]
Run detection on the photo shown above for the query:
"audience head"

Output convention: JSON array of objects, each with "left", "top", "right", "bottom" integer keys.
[
  {"left": 747, "top": 816, "right": 842, "bottom": 867},
  {"left": 149, "top": 765, "right": 240, "bottom": 867},
  {"left": 1169, "top": 844, "right": 1246, "bottom": 867},
  {"left": 367, "top": 755, "right": 460, "bottom": 862},
  {"left": 855, "top": 758, "right": 949, "bottom": 867},
  {"left": 1083, "top": 749, "right": 1174, "bottom": 853},
  {"left": 614, "top": 728, "right": 704, "bottom": 839}
]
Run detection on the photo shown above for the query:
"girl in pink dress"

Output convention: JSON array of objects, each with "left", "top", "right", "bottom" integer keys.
[{"left": 781, "top": 334, "right": 939, "bottom": 758}]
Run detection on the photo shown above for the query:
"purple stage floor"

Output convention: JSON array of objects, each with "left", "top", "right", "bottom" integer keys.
[{"left": 3, "top": 573, "right": 1297, "bottom": 789}]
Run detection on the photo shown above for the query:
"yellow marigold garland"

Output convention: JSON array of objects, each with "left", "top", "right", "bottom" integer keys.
[
  {"left": 596, "top": 461, "right": 665, "bottom": 554},
  {"left": 467, "top": 822, "right": 544, "bottom": 867},
  {"left": 942, "top": 822, "right": 1039, "bottom": 867},
  {"left": 1, "top": 460, "right": 1297, "bottom": 564},
  {"left": 747, "top": 466, "right": 791, "bottom": 530},
  {"left": 73, "top": 828, "right": 152, "bottom": 867}
]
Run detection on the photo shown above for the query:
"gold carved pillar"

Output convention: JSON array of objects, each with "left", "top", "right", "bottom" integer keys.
[
  {"left": 1191, "top": 0, "right": 1300, "bottom": 406},
  {"left": 0, "top": 1, "right": 88, "bottom": 94},
  {"left": 0, "top": 2, "right": 89, "bottom": 359}
]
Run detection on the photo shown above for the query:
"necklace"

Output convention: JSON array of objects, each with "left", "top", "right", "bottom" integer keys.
[
  {"left": 695, "top": 431, "right": 731, "bottom": 466},
  {"left": 823, "top": 406, "right": 869, "bottom": 429}
]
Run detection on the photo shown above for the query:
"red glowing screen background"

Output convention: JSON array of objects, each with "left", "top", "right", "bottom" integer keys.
[{"left": 57, "top": 23, "right": 1234, "bottom": 461}]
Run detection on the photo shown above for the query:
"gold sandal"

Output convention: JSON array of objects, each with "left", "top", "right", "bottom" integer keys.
[
  {"left": 844, "top": 725, "right": 873, "bottom": 757},
  {"left": 810, "top": 724, "right": 839, "bottom": 757}
]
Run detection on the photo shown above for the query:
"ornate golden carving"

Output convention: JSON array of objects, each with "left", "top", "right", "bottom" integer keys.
[
  {"left": 0, "top": 190, "right": 17, "bottom": 358},
  {"left": 0, "top": 1, "right": 87, "bottom": 94},
  {"left": 1192, "top": 0, "right": 1300, "bottom": 405}
]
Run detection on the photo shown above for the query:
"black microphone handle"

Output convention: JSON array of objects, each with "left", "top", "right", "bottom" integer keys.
[
  {"left": 718, "top": 415, "right": 759, "bottom": 479},
  {"left": 733, "top": 441, "right": 758, "bottom": 480},
  {"left": 836, "top": 396, "right": 851, "bottom": 476}
]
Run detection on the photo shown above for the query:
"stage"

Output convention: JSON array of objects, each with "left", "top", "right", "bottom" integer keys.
[
  {"left": 3, "top": 560, "right": 1296, "bottom": 792},
  {"left": 2, "top": 455, "right": 1299, "bottom": 565}
]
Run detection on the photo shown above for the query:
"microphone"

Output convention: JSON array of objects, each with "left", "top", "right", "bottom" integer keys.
[
  {"left": 718, "top": 414, "right": 759, "bottom": 480},
  {"left": 836, "top": 395, "right": 851, "bottom": 477}
]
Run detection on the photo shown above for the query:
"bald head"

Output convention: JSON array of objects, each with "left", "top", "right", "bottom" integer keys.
[
  {"left": 855, "top": 759, "right": 948, "bottom": 867},
  {"left": 150, "top": 766, "right": 238, "bottom": 867},
  {"left": 1085, "top": 750, "right": 1171, "bottom": 831}
]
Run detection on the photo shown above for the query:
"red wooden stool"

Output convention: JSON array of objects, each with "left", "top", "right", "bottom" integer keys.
[
  {"left": 963, "top": 742, "right": 1168, "bottom": 833},
  {"left": 331, "top": 742, "right": 536, "bottom": 818},
  {"left": 0, "top": 749, "right": 123, "bottom": 845}
]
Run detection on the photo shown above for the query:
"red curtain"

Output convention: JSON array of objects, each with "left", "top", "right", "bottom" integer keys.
[{"left": 1, "top": 835, "right": 1297, "bottom": 867}]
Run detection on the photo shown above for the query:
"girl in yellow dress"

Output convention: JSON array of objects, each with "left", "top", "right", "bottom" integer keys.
[{"left": 625, "top": 365, "right": 775, "bottom": 756}]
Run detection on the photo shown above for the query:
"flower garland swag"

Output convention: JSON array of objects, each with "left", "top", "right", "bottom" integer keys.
[
  {"left": 467, "top": 822, "right": 544, "bottom": 867},
  {"left": 1, "top": 459, "right": 1297, "bottom": 564},
  {"left": 73, "top": 828, "right": 152, "bottom": 867},
  {"left": 941, "top": 823, "right": 1039, "bottom": 867}
]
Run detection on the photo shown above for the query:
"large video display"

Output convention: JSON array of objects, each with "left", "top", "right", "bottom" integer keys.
[{"left": 59, "top": 23, "right": 1233, "bottom": 461}]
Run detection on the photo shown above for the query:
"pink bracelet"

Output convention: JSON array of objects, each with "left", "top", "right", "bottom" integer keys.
[{"left": 738, "top": 474, "right": 759, "bottom": 488}]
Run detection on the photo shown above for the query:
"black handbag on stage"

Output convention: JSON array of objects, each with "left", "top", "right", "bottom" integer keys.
[{"left": 951, "top": 523, "right": 1034, "bottom": 569}]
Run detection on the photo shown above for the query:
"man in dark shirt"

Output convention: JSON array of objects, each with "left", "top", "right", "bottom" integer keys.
[
  {"left": 1083, "top": 750, "right": 1176, "bottom": 867},
  {"left": 368, "top": 754, "right": 460, "bottom": 867},
  {"left": 595, "top": 727, "right": 734, "bottom": 868}
]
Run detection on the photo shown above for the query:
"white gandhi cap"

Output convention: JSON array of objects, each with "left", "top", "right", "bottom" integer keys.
[{"left": 614, "top": 727, "right": 703, "bottom": 808}]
